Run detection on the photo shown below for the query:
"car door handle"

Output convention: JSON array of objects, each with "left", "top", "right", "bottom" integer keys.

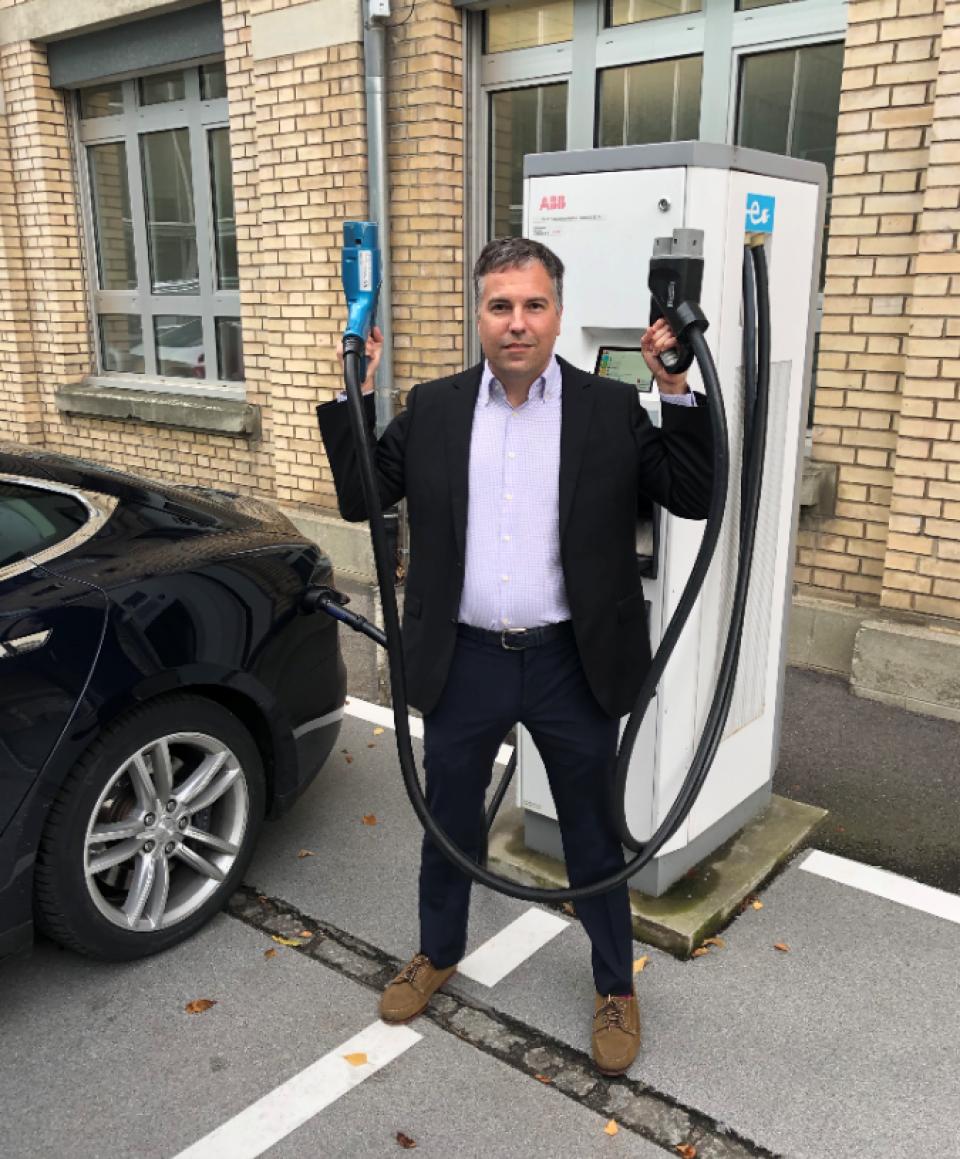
[{"left": 0, "top": 629, "right": 53, "bottom": 658}]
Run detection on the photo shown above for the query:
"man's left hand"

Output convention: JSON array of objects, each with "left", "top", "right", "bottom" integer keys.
[{"left": 641, "top": 319, "right": 688, "bottom": 396}]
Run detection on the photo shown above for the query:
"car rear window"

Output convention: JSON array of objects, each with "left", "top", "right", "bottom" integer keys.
[{"left": 0, "top": 482, "right": 89, "bottom": 569}]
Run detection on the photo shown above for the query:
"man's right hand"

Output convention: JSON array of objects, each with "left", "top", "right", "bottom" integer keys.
[{"left": 336, "top": 325, "right": 385, "bottom": 395}]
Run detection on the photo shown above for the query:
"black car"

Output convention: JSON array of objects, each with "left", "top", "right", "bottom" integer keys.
[{"left": 0, "top": 447, "right": 345, "bottom": 961}]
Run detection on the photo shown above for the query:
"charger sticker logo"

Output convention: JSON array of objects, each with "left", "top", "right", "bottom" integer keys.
[
  {"left": 538, "top": 194, "right": 566, "bottom": 210},
  {"left": 359, "top": 249, "right": 373, "bottom": 291},
  {"left": 745, "top": 193, "right": 776, "bottom": 233}
]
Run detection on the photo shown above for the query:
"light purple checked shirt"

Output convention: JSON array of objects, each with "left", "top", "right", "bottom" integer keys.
[{"left": 457, "top": 355, "right": 695, "bottom": 632}]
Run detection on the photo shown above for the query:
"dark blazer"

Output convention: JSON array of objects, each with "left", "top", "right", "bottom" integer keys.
[{"left": 316, "top": 355, "right": 714, "bottom": 718}]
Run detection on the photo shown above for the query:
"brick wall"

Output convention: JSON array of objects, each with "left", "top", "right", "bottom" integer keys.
[
  {"left": 798, "top": 0, "right": 943, "bottom": 604},
  {"left": 800, "top": 0, "right": 960, "bottom": 625}
]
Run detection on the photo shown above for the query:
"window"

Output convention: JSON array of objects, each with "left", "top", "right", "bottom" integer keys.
[
  {"left": 737, "top": 43, "right": 843, "bottom": 185},
  {"left": 490, "top": 84, "right": 568, "bottom": 236},
  {"left": 0, "top": 483, "right": 88, "bottom": 570},
  {"left": 607, "top": 0, "right": 702, "bottom": 26},
  {"left": 598, "top": 56, "right": 702, "bottom": 147},
  {"left": 485, "top": 0, "right": 574, "bottom": 54},
  {"left": 77, "top": 62, "right": 243, "bottom": 388}
]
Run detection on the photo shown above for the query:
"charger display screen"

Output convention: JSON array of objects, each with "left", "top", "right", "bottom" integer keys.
[{"left": 594, "top": 346, "right": 653, "bottom": 392}]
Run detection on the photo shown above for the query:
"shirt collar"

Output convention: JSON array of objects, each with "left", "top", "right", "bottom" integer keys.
[{"left": 480, "top": 355, "right": 562, "bottom": 406}]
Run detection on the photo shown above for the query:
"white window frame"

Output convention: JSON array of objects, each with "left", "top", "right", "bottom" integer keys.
[{"left": 74, "top": 59, "right": 244, "bottom": 400}]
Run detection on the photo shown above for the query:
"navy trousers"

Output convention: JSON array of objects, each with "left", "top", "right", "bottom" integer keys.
[{"left": 418, "top": 624, "right": 634, "bottom": 996}]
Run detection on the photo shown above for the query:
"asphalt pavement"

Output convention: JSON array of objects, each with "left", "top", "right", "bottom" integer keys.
[{"left": 2, "top": 614, "right": 959, "bottom": 1159}]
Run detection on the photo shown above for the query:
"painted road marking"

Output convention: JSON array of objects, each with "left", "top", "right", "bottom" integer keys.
[
  {"left": 458, "top": 907, "right": 569, "bottom": 987},
  {"left": 801, "top": 850, "right": 960, "bottom": 926},
  {"left": 171, "top": 1022, "right": 420, "bottom": 1159},
  {"left": 344, "top": 696, "right": 514, "bottom": 766}
]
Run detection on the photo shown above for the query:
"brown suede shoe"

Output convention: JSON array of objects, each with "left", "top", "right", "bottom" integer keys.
[
  {"left": 592, "top": 992, "right": 641, "bottom": 1075},
  {"left": 379, "top": 953, "right": 457, "bottom": 1024}
]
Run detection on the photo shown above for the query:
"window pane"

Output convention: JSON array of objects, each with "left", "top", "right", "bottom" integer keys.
[
  {"left": 793, "top": 42, "right": 844, "bottom": 184},
  {"left": 737, "top": 51, "right": 792, "bottom": 156},
  {"left": 139, "top": 70, "right": 186, "bottom": 106},
  {"left": 738, "top": 43, "right": 842, "bottom": 183},
  {"left": 598, "top": 57, "right": 702, "bottom": 147},
  {"left": 738, "top": 0, "right": 793, "bottom": 9},
  {"left": 141, "top": 129, "right": 199, "bottom": 295},
  {"left": 209, "top": 128, "right": 238, "bottom": 291},
  {"left": 608, "top": 0, "right": 702, "bottom": 26},
  {"left": 87, "top": 143, "right": 137, "bottom": 290},
  {"left": 216, "top": 318, "right": 244, "bottom": 381},
  {"left": 0, "top": 483, "right": 88, "bottom": 569},
  {"left": 154, "top": 315, "right": 205, "bottom": 378},
  {"left": 201, "top": 62, "right": 228, "bottom": 100},
  {"left": 490, "top": 84, "right": 568, "bottom": 237},
  {"left": 485, "top": 1, "right": 573, "bottom": 53},
  {"left": 80, "top": 84, "right": 123, "bottom": 119},
  {"left": 99, "top": 315, "right": 145, "bottom": 374}
]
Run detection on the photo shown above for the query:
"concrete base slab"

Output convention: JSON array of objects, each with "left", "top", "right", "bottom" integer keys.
[{"left": 488, "top": 795, "right": 827, "bottom": 957}]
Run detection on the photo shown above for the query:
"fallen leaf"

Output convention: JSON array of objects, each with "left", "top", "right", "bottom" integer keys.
[
  {"left": 271, "top": 935, "right": 303, "bottom": 947},
  {"left": 774, "top": 942, "right": 790, "bottom": 953},
  {"left": 184, "top": 999, "right": 217, "bottom": 1015},
  {"left": 343, "top": 1052, "right": 368, "bottom": 1067},
  {"left": 751, "top": 899, "right": 764, "bottom": 910},
  {"left": 297, "top": 849, "right": 314, "bottom": 859},
  {"left": 368, "top": 742, "right": 376, "bottom": 748},
  {"left": 562, "top": 902, "right": 575, "bottom": 916},
  {"left": 298, "top": 930, "right": 313, "bottom": 939},
  {"left": 373, "top": 726, "right": 385, "bottom": 736},
  {"left": 691, "top": 947, "right": 710, "bottom": 958},
  {"left": 264, "top": 948, "right": 278, "bottom": 960},
  {"left": 362, "top": 814, "right": 378, "bottom": 826},
  {"left": 604, "top": 1120, "right": 619, "bottom": 1136},
  {"left": 633, "top": 955, "right": 650, "bottom": 974},
  {"left": 396, "top": 1132, "right": 417, "bottom": 1149},
  {"left": 702, "top": 936, "right": 725, "bottom": 949},
  {"left": 534, "top": 1073, "right": 552, "bottom": 1084},
  {"left": 676, "top": 1145, "right": 698, "bottom": 1159},
  {"left": 345, "top": 754, "right": 354, "bottom": 764}
]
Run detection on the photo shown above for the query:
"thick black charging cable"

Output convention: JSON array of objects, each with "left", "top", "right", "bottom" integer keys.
[{"left": 333, "top": 242, "right": 769, "bottom": 894}]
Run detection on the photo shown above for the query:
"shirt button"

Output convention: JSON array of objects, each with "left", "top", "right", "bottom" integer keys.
[
  {"left": 502, "top": 534, "right": 511, "bottom": 542},
  {"left": 504, "top": 493, "right": 512, "bottom": 501},
  {"left": 502, "top": 617, "right": 511, "bottom": 625},
  {"left": 501, "top": 575, "right": 509, "bottom": 582},
  {"left": 508, "top": 451, "right": 516, "bottom": 459}
]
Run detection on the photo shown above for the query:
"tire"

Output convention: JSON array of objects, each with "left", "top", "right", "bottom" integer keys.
[{"left": 34, "top": 694, "right": 266, "bottom": 960}]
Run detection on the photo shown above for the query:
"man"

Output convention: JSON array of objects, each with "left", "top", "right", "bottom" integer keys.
[{"left": 317, "top": 237, "right": 713, "bottom": 1075}]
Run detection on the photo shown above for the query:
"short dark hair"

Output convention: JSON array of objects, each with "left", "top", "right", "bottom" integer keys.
[{"left": 473, "top": 236, "right": 564, "bottom": 310}]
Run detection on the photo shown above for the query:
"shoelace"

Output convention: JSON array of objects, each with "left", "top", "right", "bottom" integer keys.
[
  {"left": 596, "top": 996, "right": 630, "bottom": 1032},
  {"left": 396, "top": 954, "right": 431, "bottom": 985}
]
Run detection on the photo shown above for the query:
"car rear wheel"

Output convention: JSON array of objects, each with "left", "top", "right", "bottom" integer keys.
[{"left": 34, "top": 695, "right": 266, "bottom": 960}]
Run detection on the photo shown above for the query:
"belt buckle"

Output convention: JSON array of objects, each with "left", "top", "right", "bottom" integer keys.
[{"left": 501, "top": 628, "right": 527, "bottom": 651}]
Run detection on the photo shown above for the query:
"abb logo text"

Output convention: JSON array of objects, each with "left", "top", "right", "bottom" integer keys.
[{"left": 538, "top": 194, "right": 566, "bottom": 210}]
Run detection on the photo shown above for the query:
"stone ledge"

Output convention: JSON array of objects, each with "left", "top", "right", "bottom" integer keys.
[
  {"left": 852, "top": 618, "right": 960, "bottom": 724},
  {"left": 787, "top": 595, "right": 871, "bottom": 677},
  {"left": 798, "top": 457, "right": 837, "bottom": 517},
  {"left": 55, "top": 383, "right": 259, "bottom": 437}
]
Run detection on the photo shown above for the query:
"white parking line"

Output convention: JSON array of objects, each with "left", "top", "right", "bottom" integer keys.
[
  {"left": 801, "top": 850, "right": 960, "bottom": 926},
  {"left": 344, "top": 696, "right": 514, "bottom": 766},
  {"left": 172, "top": 1021, "right": 420, "bottom": 1159},
  {"left": 458, "top": 908, "right": 569, "bottom": 987}
]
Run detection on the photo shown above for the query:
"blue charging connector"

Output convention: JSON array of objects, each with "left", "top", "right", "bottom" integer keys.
[{"left": 342, "top": 221, "right": 382, "bottom": 380}]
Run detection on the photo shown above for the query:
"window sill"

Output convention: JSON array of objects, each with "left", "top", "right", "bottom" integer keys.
[{"left": 55, "top": 382, "right": 260, "bottom": 438}]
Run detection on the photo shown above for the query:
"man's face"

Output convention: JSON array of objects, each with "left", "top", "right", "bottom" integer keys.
[{"left": 476, "top": 261, "right": 562, "bottom": 384}]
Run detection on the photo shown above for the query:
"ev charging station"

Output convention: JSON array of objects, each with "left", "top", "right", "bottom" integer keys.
[{"left": 517, "top": 142, "right": 826, "bottom": 895}]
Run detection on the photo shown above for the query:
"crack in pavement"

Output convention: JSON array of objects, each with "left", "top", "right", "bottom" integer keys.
[{"left": 228, "top": 885, "right": 781, "bottom": 1159}]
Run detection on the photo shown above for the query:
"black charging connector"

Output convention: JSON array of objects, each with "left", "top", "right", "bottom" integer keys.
[{"left": 648, "top": 229, "right": 709, "bottom": 377}]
